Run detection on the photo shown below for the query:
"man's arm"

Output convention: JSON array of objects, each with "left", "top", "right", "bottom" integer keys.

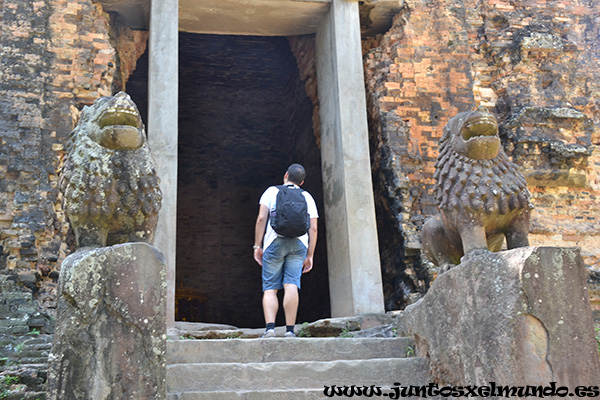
[
  {"left": 302, "top": 218, "right": 318, "bottom": 273},
  {"left": 253, "top": 204, "right": 269, "bottom": 266}
]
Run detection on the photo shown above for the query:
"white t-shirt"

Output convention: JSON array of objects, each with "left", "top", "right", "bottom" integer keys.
[{"left": 259, "top": 184, "right": 319, "bottom": 251}]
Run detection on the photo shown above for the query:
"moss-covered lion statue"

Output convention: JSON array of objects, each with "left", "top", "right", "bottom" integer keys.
[{"left": 60, "top": 92, "right": 162, "bottom": 248}]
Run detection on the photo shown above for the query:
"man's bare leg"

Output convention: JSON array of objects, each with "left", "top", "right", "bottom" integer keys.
[
  {"left": 263, "top": 289, "right": 279, "bottom": 326},
  {"left": 283, "top": 283, "right": 299, "bottom": 327}
]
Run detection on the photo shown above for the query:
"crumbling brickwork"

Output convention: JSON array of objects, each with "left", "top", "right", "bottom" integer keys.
[
  {"left": 0, "top": 0, "right": 147, "bottom": 315},
  {"left": 1, "top": 1, "right": 147, "bottom": 395},
  {"left": 288, "top": 35, "right": 321, "bottom": 147},
  {"left": 364, "top": 0, "right": 600, "bottom": 308}
]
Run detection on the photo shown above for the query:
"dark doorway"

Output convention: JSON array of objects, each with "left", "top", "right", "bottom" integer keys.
[{"left": 129, "top": 33, "right": 330, "bottom": 328}]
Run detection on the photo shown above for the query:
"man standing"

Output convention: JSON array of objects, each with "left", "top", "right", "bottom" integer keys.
[{"left": 253, "top": 164, "right": 318, "bottom": 337}]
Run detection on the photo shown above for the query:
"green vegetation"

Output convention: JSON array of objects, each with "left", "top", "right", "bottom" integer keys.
[
  {"left": 297, "top": 322, "right": 311, "bottom": 337},
  {"left": 179, "top": 334, "right": 196, "bottom": 340},
  {"left": 339, "top": 325, "right": 355, "bottom": 338},
  {"left": 0, "top": 375, "right": 20, "bottom": 399},
  {"left": 14, "top": 342, "right": 24, "bottom": 353}
]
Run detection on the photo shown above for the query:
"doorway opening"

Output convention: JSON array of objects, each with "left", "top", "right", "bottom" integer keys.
[
  {"left": 129, "top": 33, "right": 330, "bottom": 328},
  {"left": 176, "top": 33, "right": 329, "bottom": 328}
]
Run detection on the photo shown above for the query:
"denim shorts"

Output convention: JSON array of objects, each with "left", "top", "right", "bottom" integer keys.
[{"left": 262, "top": 237, "right": 307, "bottom": 291}]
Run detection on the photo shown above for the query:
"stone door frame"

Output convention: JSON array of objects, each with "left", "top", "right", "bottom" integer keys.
[{"left": 147, "top": 0, "right": 385, "bottom": 327}]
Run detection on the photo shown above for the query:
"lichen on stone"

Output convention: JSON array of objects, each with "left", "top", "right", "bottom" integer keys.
[{"left": 59, "top": 92, "right": 162, "bottom": 248}]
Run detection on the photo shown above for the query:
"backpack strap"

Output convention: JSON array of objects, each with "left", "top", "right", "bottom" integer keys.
[{"left": 278, "top": 183, "right": 303, "bottom": 192}]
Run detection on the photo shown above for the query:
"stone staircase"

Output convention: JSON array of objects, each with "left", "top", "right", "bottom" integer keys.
[
  {"left": 0, "top": 335, "right": 51, "bottom": 400},
  {"left": 1, "top": 273, "right": 50, "bottom": 399},
  {"left": 167, "top": 336, "right": 432, "bottom": 399}
]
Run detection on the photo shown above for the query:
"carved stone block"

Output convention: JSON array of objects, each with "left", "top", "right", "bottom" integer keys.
[
  {"left": 47, "top": 243, "right": 167, "bottom": 400},
  {"left": 403, "top": 246, "right": 600, "bottom": 388}
]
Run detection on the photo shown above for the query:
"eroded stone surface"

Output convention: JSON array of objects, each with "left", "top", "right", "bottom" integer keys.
[
  {"left": 60, "top": 92, "right": 162, "bottom": 248},
  {"left": 403, "top": 246, "right": 600, "bottom": 387},
  {"left": 47, "top": 242, "right": 167, "bottom": 400},
  {"left": 300, "top": 313, "right": 398, "bottom": 337}
]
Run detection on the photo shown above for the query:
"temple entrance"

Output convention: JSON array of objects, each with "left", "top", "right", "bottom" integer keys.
[
  {"left": 128, "top": 0, "right": 387, "bottom": 326},
  {"left": 128, "top": 33, "right": 330, "bottom": 328}
]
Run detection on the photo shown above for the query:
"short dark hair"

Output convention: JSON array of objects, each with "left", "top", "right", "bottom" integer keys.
[{"left": 287, "top": 164, "right": 306, "bottom": 185}]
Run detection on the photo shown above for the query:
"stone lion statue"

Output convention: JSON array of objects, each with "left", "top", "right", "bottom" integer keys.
[
  {"left": 421, "top": 106, "right": 532, "bottom": 271},
  {"left": 60, "top": 92, "right": 162, "bottom": 248}
]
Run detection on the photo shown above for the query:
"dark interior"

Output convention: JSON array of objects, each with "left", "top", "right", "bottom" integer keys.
[{"left": 127, "top": 32, "right": 329, "bottom": 328}]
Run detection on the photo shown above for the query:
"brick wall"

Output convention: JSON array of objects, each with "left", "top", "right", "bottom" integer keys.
[
  {"left": 288, "top": 35, "right": 321, "bottom": 147},
  {"left": 0, "top": 0, "right": 147, "bottom": 316},
  {"left": 0, "top": 2, "right": 146, "bottom": 394},
  {"left": 364, "top": 0, "right": 600, "bottom": 308}
]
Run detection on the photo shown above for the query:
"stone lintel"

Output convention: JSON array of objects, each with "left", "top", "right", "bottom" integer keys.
[
  {"left": 95, "top": 0, "right": 405, "bottom": 37},
  {"left": 180, "top": 0, "right": 331, "bottom": 36}
]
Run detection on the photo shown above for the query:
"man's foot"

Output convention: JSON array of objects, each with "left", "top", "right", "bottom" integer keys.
[
  {"left": 261, "top": 329, "right": 276, "bottom": 338},
  {"left": 284, "top": 331, "right": 296, "bottom": 338}
]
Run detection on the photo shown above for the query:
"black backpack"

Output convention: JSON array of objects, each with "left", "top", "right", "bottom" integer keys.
[{"left": 270, "top": 185, "right": 310, "bottom": 237}]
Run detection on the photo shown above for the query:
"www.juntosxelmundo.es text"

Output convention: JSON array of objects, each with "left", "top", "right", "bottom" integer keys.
[{"left": 323, "top": 382, "right": 600, "bottom": 398}]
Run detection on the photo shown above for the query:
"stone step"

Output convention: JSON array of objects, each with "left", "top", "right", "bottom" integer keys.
[
  {"left": 11, "top": 357, "right": 49, "bottom": 364},
  {"left": 0, "top": 326, "right": 29, "bottom": 335},
  {"left": 20, "top": 343, "right": 52, "bottom": 353},
  {"left": 0, "top": 293, "right": 33, "bottom": 303},
  {"left": 0, "top": 318, "right": 28, "bottom": 327},
  {"left": 168, "top": 386, "right": 436, "bottom": 400},
  {"left": 17, "top": 345, "right": 50, "bottom": 353},
  {"left": 1, "top": 363, "right": 47, "bottom": 371},
  {"left": 168, "top": 337, "right": 414, "bottom": 364},
  {"left": 3, "top": 391, "right": 46, "bottom": 400},
  {"left": 21, "top": 337, "right": 53, "bottom": 345},
  {"left": 0, "top": 338, "right": 52, "bottom": 359},
  {"left": 168, "top": 357, "right": 430, "bottom": 393}
]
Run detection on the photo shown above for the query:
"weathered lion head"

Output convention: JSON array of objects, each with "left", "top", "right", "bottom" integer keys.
[
  {"left": 444, "top": 106, "right": 501, "bottom": 160},
  {"left": 75, "top": 91, "right": 145, "bottom": 150}
]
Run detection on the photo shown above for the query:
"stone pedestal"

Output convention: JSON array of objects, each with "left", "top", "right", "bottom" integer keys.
[
  {"left": 47, "top": 243, "right": 167, "bottom": 400},
  {"left": 403, "top": 246, "right": 600, "bottom": 387}
]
